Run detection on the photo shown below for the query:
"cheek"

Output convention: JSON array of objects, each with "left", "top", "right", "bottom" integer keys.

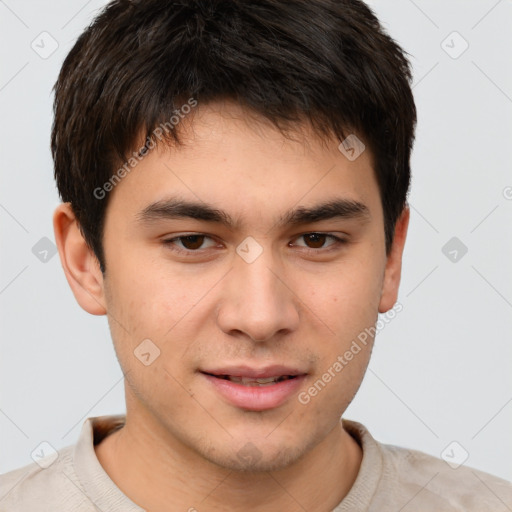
[
  {"left": 103, "top": 258, "right": 222, "bottom": 365},
  {"left": 304, "top": 257, "right": 384, "bottom": 334},
  {"left": 295, "top": 334, "right": 373, "bottom": 430},
  {"left": 107, "top": 256, "right": 190, "bottom": 323}
]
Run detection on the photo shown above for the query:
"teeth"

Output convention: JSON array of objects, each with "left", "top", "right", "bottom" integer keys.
[{"left": 223, "top": 375, "right": 292, "bottom": 386}]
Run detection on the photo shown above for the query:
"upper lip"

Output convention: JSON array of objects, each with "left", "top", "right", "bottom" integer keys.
[{"left": 200, "top": 365, "right": 307, "bottom": 378}]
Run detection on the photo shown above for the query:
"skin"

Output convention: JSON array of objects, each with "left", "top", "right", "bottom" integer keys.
[{"left": 54, "top": 100, "right": 409, "bottom": 512}]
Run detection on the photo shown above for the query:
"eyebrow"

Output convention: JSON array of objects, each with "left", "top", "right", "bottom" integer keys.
[{"left": 136, "top": 196, "right": 371, "bottom": 230}]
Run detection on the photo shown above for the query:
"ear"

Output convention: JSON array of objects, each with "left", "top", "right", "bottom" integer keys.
[
  {"left": 53, "top": 203, "right": 107, "bottom": 315},
  {"left": 378, "top": 207, "right": 410, "bottom": 313}
]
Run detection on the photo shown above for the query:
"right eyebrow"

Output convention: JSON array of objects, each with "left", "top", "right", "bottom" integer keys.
[{"left": 136, "top": 197, "right": 236, "bottom": 226}]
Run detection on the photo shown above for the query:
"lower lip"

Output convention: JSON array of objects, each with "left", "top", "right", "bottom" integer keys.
[{"left": 202, "top": 373, "right": 306, "bottom": 411}]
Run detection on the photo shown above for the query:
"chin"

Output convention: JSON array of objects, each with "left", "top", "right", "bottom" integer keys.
[{"left": 202, "top": 438, "right": 312, "bottom": 474}]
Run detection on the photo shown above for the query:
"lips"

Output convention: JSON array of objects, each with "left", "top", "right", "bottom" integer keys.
[
  {"left": 201, "top": 365, "right": 305, "bottom": 384},
  {"left": 200, "top": 365, "right": 307, "bottom": 411},
  {"left": 206, "top": 374, "right": 296, "bottom": 386}
]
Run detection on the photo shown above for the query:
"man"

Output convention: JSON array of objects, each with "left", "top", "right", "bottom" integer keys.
[{"left": 1, "top": 0, "right": 511, "bottom": 510}]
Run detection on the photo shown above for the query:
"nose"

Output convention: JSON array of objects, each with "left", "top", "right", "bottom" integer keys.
[{"left": 216, "top": 247, "right": 300, "bottom": 343}]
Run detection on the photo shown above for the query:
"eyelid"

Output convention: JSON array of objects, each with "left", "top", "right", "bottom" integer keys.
[
  {"left": 162, "top": 233, "right": 219, "bottom": 250},
  {"left": 289, "top": 233, "right": 347, "bottom": 253}
]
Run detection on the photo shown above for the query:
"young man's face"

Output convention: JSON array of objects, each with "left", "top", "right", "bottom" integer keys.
[{"left": 72, "top": 101, "right": 407, "bottom": 472}]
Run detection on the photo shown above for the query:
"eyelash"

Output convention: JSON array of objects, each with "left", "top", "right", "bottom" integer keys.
[{"left": 161, "top": 233, "right": 347, "bottom": 256}]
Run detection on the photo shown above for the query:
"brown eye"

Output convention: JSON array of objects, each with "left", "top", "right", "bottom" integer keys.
[
  {"left": 179, "top": 235, "right": 205, "bottom": 250},
  {"left": 163, "top": 234, "right": 217, "bottom": 252},
  {"left": 303, "top": 233, "right": 328, "bottom": 249},
  {"left": 290, "top": 233, "right": 345, "bottom": 252}
]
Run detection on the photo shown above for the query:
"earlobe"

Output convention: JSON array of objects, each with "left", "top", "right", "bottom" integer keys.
[
  {"left": 53, "top": 203, "right": 107, "bottom": 315},
  {"left": 378, "top": 207, "right": 410, "bottom": 313}
]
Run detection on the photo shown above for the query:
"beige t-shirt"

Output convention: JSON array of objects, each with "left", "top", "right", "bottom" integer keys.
[{"left": 1, "top": 415, "right": 511, "bottom": 511}]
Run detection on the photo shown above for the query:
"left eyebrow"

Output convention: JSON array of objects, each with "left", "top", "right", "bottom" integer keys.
[
  {"left": 135, "top": 196, "right": 371, "bottom": 230},
  {"left": 277, "top": 198, "right": 371, "bottom": 228}
]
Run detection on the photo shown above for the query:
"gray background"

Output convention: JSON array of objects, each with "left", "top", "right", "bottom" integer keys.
[{"left": 1, "top": 0, "right": 511, "bottom": 481}]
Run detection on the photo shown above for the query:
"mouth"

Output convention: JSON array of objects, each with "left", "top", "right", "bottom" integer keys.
[
  {"left": 200, "top": 366, "right": 307, "bottom": 411},
  {"left": 203, "top": 373, "right": 299, "bottom": 386}
]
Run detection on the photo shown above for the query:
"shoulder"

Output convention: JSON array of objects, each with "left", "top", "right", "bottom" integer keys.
[
  {"left": 342, "top": 420, "right": 512, "bottom": 511},
  {"left": 0, "top": 445, "right": 92, "bottom": 511},
  {"left": 379, "top": 442, "right": 512, "bottom": 510}
]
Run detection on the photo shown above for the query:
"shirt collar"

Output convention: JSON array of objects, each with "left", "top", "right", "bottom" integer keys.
[
  {"left": 71, "top": 415, "right": 382, "bottom": 512},
  {"left": 72, "top": 415, "right": 144, "bottom": 512}
]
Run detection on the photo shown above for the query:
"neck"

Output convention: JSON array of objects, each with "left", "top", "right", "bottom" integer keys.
[{"left": 95, "top": 401, "right": 362, "bottom": 512}]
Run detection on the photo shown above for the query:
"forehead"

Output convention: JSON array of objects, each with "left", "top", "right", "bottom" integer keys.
[{"left": 106, "top": 101, "right": 381, "bottom": 230}]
